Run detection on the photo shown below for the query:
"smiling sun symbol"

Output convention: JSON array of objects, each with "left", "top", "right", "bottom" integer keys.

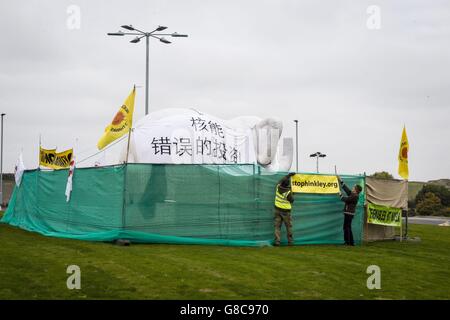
[
  {"left": 401, "top": 147, "right": 408, "bottom": 159},
  {"left": 112, "top": 110, "right": 125, "bottom": 125}
]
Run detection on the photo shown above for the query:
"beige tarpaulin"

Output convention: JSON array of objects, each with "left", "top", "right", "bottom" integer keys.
[
  {"left": 366, "top": 177, "right": 408, "bottom": 209},
  {"left": 364, "top": 177, "right": 408, "bottom": 241}
]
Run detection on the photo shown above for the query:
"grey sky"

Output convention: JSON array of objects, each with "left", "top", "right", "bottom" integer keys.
[{"left": 1, "top": 0, "right": 449, "bottom": 181}]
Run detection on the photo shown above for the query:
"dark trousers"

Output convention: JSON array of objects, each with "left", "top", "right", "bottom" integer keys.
[
  {"left": 343, "top": 213, "right": 354, "bottom": 245},
  {"left": 274, "top": 208, "right": 293, "bottom": 245}
]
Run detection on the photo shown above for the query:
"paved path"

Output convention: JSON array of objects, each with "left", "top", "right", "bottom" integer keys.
[{"left": 406, "top": 216, "right": 450, "bottom": 226}]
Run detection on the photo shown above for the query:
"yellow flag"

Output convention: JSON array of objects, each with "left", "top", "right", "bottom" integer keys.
[
  {"left": 39, "top": 147, "right": 73, "bottom": 169},
  {"left": 97, "top": 87, "right": 135, "bottom": 150},
  {"left": 39, "top": 147, "right": 56, "bottom": 168},
  {"left": 398, "top": 126, "right": 409, "bottom": 180}
]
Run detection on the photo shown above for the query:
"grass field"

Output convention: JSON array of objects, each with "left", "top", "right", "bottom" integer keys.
[{"left": 0, "top": 220, "right": 449, "bottom": 300}]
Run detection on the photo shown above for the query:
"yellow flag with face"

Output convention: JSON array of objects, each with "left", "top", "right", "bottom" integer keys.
[
  {"left": 398, "top": 126, "right": 409, "bottom": 180},
  {"left": 97, "top": 87, "right": 135, "bottom": 150}
]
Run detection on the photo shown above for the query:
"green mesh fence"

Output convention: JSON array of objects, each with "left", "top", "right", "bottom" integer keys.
[{"left": 1, "top": 164, "right": 365, "bottom": 246}]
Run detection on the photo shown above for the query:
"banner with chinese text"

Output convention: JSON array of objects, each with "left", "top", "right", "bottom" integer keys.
[{"left": 130, "top": 114, "right": 256, "bottom": 164}]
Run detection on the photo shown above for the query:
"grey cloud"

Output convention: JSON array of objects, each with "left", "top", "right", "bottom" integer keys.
[{"left": 0, "top": 0, "right": 449, "bottom": 181}]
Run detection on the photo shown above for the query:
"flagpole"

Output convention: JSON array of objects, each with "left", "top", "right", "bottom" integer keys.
[
  {"left": 405, "top": 179, "right": 409, "bottom": 240},
  {"left": 37, "top": 134, "right": 41, "bottom": 217},
  {"left": 0, "top": 113, "right": 5, "bottom": 208},
  {"left": 125, "top": 85, "right": 135, "bottom": 165},
  {"left": 119, "top": 127, "right": 132, "bottom": 244},
  {"left": 125, "top": 128, "right": 132, "bottom": 164},
  {"left": 38, "top": 134, "right": 41, "bottom": 169},
  {"left": 364, "top": 172, "right": 368, "bottom": 244},
  {"left": 398, "top": 125, "right": 409, "bottom": 242}
]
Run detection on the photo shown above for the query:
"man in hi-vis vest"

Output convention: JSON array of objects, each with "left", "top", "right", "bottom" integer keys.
[{"left": 273, "top": 173, "right": 296, "bottom": 246}]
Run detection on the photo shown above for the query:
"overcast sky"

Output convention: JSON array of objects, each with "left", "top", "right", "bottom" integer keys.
[{"left": 1, "top": 0, "right": 449, "bottom": 181}]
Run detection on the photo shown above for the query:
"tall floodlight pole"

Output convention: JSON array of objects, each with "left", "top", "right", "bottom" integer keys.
[
  {"left": 294, "top": 120, "right": 299, "bottom": 172},
  {"left": 309, "top": 151, "right": 326, "bottom": 173},
  {"left": 0, "top": 113, "right": 5, "bottom": 208},
  {"left": 107, "top": 25, "right": 188, "bottom": 115},
  {"left": 145, "top": 35, "right": 150, "bottom": 116}
]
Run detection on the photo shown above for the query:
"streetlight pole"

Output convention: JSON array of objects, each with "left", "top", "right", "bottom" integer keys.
[
  {"left": 145, "top": 35, "right": 150, "bottom": 116},
  {"left": 0, "top": 113, "right": 5, "bottom": 208},
  {"left": 107, "top": 25, "right": 188, "bottom": 115},
  {"left": 294, "top": 120, "right": 299, "bottom": 172},
  {"left": 309, "top": 151, "right": 326, "bottom": 173}
]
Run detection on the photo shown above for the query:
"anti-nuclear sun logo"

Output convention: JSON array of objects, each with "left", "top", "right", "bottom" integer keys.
[
  {"left": 401, "top": 147, "right": 408, "bottom": 159},
  {"left": 112, "top": 106, "right": 126, "bottom": 125}
]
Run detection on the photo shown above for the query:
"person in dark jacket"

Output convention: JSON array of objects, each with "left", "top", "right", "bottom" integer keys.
[
  {"left": 273, "top": 173, "right": 296, "bottom": 246},
  {"left": 337, "top": 176, "right": 362, "bottom": 246}
]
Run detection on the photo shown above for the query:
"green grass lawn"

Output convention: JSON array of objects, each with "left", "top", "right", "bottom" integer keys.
[{"left": 0, "top": 220, "right": 449, "bottom": 300}]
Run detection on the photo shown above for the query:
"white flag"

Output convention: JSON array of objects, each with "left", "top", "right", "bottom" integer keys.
[
  {"left": 14, "top": 152, "right": 26, "bottom": 187},
  {"left": 65, "top": 156, "right": 75, "bottom": 202}
]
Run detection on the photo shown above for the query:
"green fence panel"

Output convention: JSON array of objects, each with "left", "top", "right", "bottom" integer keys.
[{"left": 1, "top": 164, "right": 365, "bottom": 246}]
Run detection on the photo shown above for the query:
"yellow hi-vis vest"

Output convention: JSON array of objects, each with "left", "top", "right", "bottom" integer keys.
[{"left": 274, "top": 184, "right": 292, "bottom": 210}]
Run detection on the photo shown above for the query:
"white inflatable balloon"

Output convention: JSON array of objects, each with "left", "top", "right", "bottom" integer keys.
[{"left": 121, "top": 108, "right": 293, "bottom": 172}]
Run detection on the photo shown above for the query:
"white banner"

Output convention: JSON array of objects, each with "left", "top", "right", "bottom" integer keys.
[
  {"left": 130, "top": 113, "right": 256, "bottom": 164},
  {"left": 14, "top": 152, "right": 26, "bottom": 186}
]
